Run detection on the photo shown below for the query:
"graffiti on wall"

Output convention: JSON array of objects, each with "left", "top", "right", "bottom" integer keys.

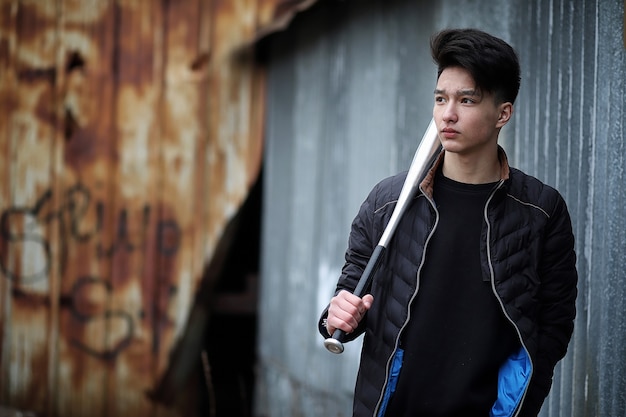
[{"left": 0, "top": 183, "right": 182, "bottom": 360}]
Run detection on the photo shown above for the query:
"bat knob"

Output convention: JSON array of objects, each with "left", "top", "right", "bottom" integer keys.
[{"left": 324, "top": 337, "right": 344, "bottom": 354}]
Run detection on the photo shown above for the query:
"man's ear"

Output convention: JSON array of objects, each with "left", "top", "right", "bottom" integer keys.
[{"left": 496, "top": 102, "right": 513, "bottom": 128}]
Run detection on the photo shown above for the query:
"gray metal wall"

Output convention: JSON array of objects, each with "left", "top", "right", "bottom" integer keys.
[{"left": 256, "top": 1, "right": 626, "bottom": 416}]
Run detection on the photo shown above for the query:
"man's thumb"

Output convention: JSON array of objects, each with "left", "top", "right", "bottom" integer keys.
[{"left": 362, "top": 294, "right": 374, "bottom": 309}]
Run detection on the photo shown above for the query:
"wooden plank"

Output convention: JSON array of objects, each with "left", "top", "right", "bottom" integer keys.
[
  {"left": 148, "top": 2, "right": 208, "bottom": 415},
  {"left": 0, "top": 0, "right": 18, "bottom": 404},
  {"left": 0, "top": 0, "right": 59, "bottom": 413},
  {"left": 207, "top": 0, "right": 264, "bottom": 253},
  {"left": 148, "top": 0, "right": 267, "bottom": 411},
  {"left": 1, "top": 0, "right": 268, "bottom": 415},
  {"left": 52, "top": 1, "right": 116, "bottom": 416},
  {"left": 96, "top": 1, "right": 166, "bottom": 416},
  {"left": 148, "top": 2, "right": 211, "bottom": 414},
  {"left": 154, "top": 0, "right": 203, "bottom": 374}
]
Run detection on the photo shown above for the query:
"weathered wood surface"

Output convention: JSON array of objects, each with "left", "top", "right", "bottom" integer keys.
[{"left": 0, "top": 0, "right": 303, "bottom": 415}]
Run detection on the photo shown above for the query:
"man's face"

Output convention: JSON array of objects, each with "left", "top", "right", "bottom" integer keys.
[{"left": 433, "top": 66, "right": 510, "bottom": 157}]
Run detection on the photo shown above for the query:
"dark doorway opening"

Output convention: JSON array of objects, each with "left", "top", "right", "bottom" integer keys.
[{"left": 200, "top": 172, "right": 262, "bottom": 417}]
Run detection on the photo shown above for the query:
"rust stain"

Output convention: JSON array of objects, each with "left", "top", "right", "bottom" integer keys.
[
  {"left": 116, "top": 2, "right": 158, "bottom": 85},
  {"left": 255, "top": 0, "right": 320, "bottom": 41},
  {"left": 71, "top": 277, "right": 109, "bottom": 319},
  {"left": 59, "top": 295, "right": 110, "bottom": 392},
  {"left": 64, "top": 125, "right": 118, "bottom": 170},
  {"left": 0, "top": 0, "right": 276, "bottom": 414},
  {"left": 32, "top": 86, "right": 56, "bottom": 126},
  {"left": 0, "top": 36, "right": 8, "bottom": 66},
  {"left": 8, "top": 303, "right": 51, "bottom": 408},
  {"left": 14, "top": 3, "right": 51, "bottom": 45}
]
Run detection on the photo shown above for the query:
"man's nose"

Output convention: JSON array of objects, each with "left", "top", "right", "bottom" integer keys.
[{"left": 443, "top": 103, "right": 457, "bottom": 122}]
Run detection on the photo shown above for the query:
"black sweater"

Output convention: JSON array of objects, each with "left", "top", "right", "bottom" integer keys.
[{"left": 385, "top": 172, "right": 519, "bottom": 416}]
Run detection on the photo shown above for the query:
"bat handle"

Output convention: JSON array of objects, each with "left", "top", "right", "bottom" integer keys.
[
  {"left": 324, "top": 329, "right": 346, "bottom": 354},
  {"left": 323, "top": 245, "right": 385, "bottom": 354}
]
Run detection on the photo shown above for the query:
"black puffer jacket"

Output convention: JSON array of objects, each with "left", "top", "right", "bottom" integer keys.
[{"left": 319, "top": 147, "right": 578, "bottom": 417}]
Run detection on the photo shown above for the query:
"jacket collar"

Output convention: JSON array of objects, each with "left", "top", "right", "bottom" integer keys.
[{"left": 420, "top": 145, "right": 511, "bottom": 199}]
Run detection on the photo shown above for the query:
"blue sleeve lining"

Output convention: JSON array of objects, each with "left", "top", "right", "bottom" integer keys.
[
  {"left": 490, "top": 346, "right": 532, "bottom": 417},
  {"left": 377, "top": 348, "right": 404, "bottom": 417}
]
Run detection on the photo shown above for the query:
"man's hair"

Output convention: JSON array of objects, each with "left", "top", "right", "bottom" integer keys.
[{"left": 430, "top": 28, "right": 521, "bottom": 104}]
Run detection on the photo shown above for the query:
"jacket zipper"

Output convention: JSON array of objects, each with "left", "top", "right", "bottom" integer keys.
[
  {"left": 484, "top": 180, "right": 533, "bottom": 417},
  {"left": 373, "top": 192, "right": 439, "bottom": 417}
]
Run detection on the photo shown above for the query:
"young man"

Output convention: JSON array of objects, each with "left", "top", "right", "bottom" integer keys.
[{"left": 318, "top": 28, "right": 578, "bottom": 417}]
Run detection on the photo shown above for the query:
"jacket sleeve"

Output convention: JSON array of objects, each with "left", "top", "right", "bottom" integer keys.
[
  {"left": 521, "top": 193, "right": 578, "bottom": 416},
  {"left": 317, "top": 181, "right": 380, "bottom": 342}
]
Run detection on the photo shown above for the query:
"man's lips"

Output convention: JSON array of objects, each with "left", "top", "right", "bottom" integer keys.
[{"left": 441, "top": 127, "right": 459, "bottom": 139}]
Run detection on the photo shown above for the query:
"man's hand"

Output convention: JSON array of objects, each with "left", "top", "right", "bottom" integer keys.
[{"left": 326, "top": 290, "right": 374, "bottom": 335}]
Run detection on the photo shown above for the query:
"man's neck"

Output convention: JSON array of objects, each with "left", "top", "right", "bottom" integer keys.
[{"left": 441, "top": 151, "right": 501, "bottom": 184}]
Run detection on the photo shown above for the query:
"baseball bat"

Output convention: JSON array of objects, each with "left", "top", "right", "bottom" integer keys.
[{"left": 324, "top": 118, "right": 443, "bottom": 354}]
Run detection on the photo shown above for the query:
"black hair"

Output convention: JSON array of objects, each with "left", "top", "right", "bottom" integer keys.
[{"left": 430, "top": 28, "right": 521, "bottom": 104}]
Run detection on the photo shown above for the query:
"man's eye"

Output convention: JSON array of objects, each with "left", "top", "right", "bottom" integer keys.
[
  {"left": 461, "top": 98, "right": 475, "bottom": 104},
  {"left": 435, "top": 96, "right": 445, "bottom": 103}
]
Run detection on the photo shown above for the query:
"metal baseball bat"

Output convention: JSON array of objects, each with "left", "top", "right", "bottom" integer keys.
[{"left": 324, "top": 118, "right": 443, "bottom": 354}]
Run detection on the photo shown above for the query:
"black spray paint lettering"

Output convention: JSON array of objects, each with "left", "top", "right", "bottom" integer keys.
[
  {"left": 0, "top": 190, "right": 54, "bottom": 283},
  {"left": 69, "top": 276, "right": 134, "bottom": 361},
  {"left": 0, "top": 184, "right": 182, "bottom": 282},
  {"left": 68, "top": 274, "right": 177, "bottom": 360},
  {"left": 1, "top": 185, "right": 183, "bottom": 359}
]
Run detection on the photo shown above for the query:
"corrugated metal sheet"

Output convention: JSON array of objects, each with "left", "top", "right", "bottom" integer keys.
[
  {"left": 511, "top": 1, "right": 625, "bottom": 416},
  {"left": 0, "top": 0, "right": 302, "bottom": 415},
  {"left": 257, "top": 0, "right": 625, "bottom": 416}
]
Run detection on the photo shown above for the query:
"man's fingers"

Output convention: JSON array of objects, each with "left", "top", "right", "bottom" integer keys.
[
  {"left": 327, "top": 291, "right": 374, "bottom": 334},
  {"left": 328, "top": 306, "right": 360, "bottom": 332}
]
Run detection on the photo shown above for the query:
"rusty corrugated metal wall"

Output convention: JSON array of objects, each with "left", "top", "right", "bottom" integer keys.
[
  {"left": 257, "top": 0, "right": 625, "bottom": 416},
  {"left": 0, "top": 1, "right": 314, "bottom": 416}
]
